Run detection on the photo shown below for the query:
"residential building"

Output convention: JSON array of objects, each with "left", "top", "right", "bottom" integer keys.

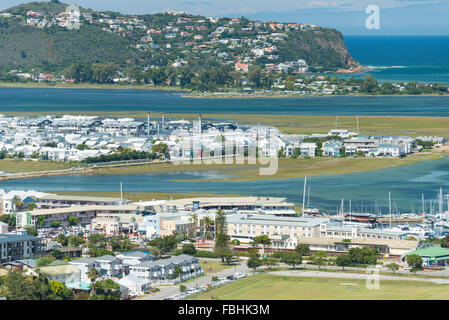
[
  {"left": 0, "top": 234, "right": 45, "bottom": 263},
  {"left": 115, "top": 274, "right": 151, "bottom": 296},
  {"left": 129, "top": 254, "right": 203, "bottom": 284},
  {"left": 96, "top": 255, "right": 124, "bottom": 277},
  {"left": 116, "top": 251, "right": 153, "bottom": 266},
  {"left": 69, "top": 257, "right": 101, "bottom": 282}
]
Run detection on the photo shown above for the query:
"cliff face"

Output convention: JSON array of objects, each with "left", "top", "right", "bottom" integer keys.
[{"left": 278, "top": 29, "right": 360, "bottom": 71}]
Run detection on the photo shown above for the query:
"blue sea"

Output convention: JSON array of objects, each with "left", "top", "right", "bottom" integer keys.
[{"left": 343, "top": 36, "right": 449, "bottom": 84}]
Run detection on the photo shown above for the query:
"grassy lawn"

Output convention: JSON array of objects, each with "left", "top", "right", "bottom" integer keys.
[
  {"left": 89, "top": 151, "right": 446, "bottom": 182},
  {"left": 0, "top": 159, "right": 75, "bottom": 173},
  {"left": 191, "top": 274, "right": 449, "bottom": 300},
  {"left": 200, "top": 260, "right": 238, "bottom": 275}
]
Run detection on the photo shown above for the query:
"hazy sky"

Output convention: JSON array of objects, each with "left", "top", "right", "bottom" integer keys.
[{"left": 1, "top": 0, "right": 448, "bottom": 35}]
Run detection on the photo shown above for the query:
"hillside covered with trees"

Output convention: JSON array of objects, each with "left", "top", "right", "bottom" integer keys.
[{"left": 0, "top": 1, "right": 361, "bottom": 91}]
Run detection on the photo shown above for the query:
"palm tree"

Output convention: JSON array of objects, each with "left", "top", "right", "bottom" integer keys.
[
  {"left": 13, "top": 195, "right": 24, "bottom": 212},
  {"left": 189, "top": 213, "right": 199, "bottom": 236},
  {"left": 201, "top": 216, "right": 212, "bottom": 240},
  {"left": 87, "top": 267, "right": 100, "bottom": 297}
]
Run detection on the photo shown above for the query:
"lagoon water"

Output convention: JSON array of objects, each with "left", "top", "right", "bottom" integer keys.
[
  {"left": 3, "top": 156, "right": 449, "bottom": 214},
  {"left": 1, "top": 88, "right": 449, "bottom": 116}
]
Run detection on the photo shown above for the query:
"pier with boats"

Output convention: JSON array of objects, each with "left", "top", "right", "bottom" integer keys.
[{"left": 300, "top": 177, "right": 449, "bottom": 241}]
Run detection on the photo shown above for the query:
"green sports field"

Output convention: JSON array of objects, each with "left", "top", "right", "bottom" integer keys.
[{"left": 191, "top": 274, "right": 449, "bottom": 300}]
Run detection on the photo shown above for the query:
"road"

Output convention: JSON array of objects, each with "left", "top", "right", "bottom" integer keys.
[
  {"left": 269, "top": 269, "right": 449, "bottom": 284},
  {"left": 140, "top": 258, "right": 249, "bottom": 300}
]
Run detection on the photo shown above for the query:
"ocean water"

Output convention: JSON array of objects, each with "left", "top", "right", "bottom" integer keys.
[
  {"left": 342, "top": 36, "right": 449, "bottom": 84},
  {"left": 3, "top": 156, "right": 449, "bottom": 214}
]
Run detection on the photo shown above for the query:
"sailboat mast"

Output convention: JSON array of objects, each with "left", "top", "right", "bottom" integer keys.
[
  {"left": 120, "top": 181, "right": 123, "bottom": 204},
  {"left": 307, "top": 186, "right": 310, "bottom": 208},
  {"left": 422, "top": 193, "right": 425, "bottom": 214},
  {"left": 389, "top": 191, "right": 392, "bottom": 227}
]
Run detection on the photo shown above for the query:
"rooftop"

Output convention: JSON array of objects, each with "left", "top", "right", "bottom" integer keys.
[
  {"left": 406, "top": 246, "right": 449, "bottom": 259},
  {"left": 40, "top": 194, "right": 123, "bottom": 202},
  {"left": 0, "top": 234, "right": 40, "bottom": 243}
]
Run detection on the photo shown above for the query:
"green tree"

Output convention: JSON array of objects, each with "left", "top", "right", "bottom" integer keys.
[
  {"left": 247, "top": 249, "right": 262, "bottom": 272},
  {"left": 148, "top": 235, "right": 178, "bottom": 254},
  {"left": 262, "top": 255, "right": 278, "bottom": 270},
  {"left": 67, "top": 215, "right": 79, "bottom": 226},
  {"left": 360, "top": 75, "right": 378, "bottom": 93},
  {"left": 406, "top": 254, "right": 423, "bottom": 269},
  {"left": 56, "top": 233, "right": 68, "bottom": 246},
  {"left": 335, "top": 254, "right": 352, "bottom": 270},
  {"left": 1, "top": 270, "right": 49, "bottom": 300},
  {"left": 51, "top": 249, "right": 62, "bottom": 260},
  {"left": 189, "top": 213, "right": 199, "bottom": 235},
  {"left": 90, "top": 279, "right": 121, "bottom": 300},
  {"left": 27, "top": 202, "right": 37, "bottom": 211},
  {"left": 88, "top": 234, "right": 108, "bottom": 248},
  {"left": 295, "top": 244, "right": 310, "bottom": 256},
  {"left": 214, "top": 209, "right": 230, "bottom": 262},
  {"left": 222, "top": 247, "right": 234, "bottom": 265},
  {"left": 50, "top": 222, "right": 61, "bottom": 228},
  {"left": 282, "top": 251, "right": 303, "bottom": 269},
  {"left": 87, "top": 267, "right": 100, "bottom": 297},
  {"left": 68, "top": 235, "right": 85, "bottom": 247},
  {"left": 13, "top": 195, "right": 24, "bottom": 212},
  {"left": 24, "top": 226, "right": 38, "bottom": 236},
  {"left": 36, "top": 257, "right": 55, "bottom": 267},
  {"left": 201, "top": 216, "right": 213, "bottom": 240},
  {"left": 440, "top": 235, "right": 449, "bottom": 247},
  {"left": 386, "top": 263, "right": 400, "bottom": 274},
  {"left": 76, "top": 143, "right": 90, "bottom": 151},
  {"left": 37, "top": 215, "right": 46, "bottom": 228},
  {"left": 48, "top": 280, "right": 73, "bottom": 300},
  {"left": 253, "top": 235, "right": 271, "bottom": 247},
  {"left": 182, "top": 243, "right": 197, "bottom": 255},
  {"left": 311, "top": 251, "right": 328, "bottom": 269},
  {"left": 0, "top": 214, "right": 15, "bottom": 228}
]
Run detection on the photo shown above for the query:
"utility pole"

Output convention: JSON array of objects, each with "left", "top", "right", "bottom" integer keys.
[
  {"left": 120, "top": 181, "right": 123, "bottom": 204},
  {"left": 147, "top": 112, "right": 150, "bottom": 135},
  {"left": 307, "top": 186, "right": 310, "bottom": 208},
  {"left": 389, "top": 191, "right": 392, "bottom": 227},
  {"left": 302, "top": 177, "right": 307, "bottom": 217}
]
